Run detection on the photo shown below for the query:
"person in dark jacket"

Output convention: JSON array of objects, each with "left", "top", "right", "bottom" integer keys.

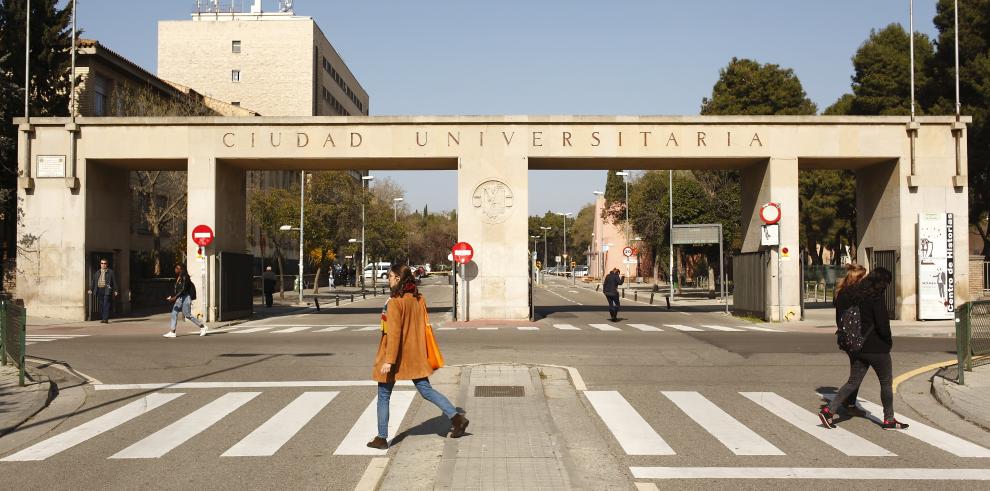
[
  {"left": 831, "top": 263, "right": 867, "bottom": 413},
  {"left": 164, "top": 263, "right": 207, "bottom": 338},
  {"left": 819, "top": 267, "right": 908, "bottom": 430},
  {"left": 602, "top": 268, "right": 624, "bottom": 322},
  {"left": 87, "top": 258, "right": 117, "bottom": 323},
  {"left": 262, "top": 266, "right": 276, "bottom": 308}
]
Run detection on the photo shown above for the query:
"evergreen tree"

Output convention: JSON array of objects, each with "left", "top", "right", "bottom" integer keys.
[{"left": 850, "top": 24, "right": 934, "bottom": 116}]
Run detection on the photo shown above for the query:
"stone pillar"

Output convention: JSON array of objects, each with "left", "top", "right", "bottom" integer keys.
[
  {"left": 457, "top": 154, "right": 529, "bottom": 320},
  {"left": 186, "top": 156, "right": 247, "bottom": 321},
  {"left": 855, "top": 160, "right": 902, "bottom": 315},
  {"left": 740, "top": 157, "right": 800, "bottom": 321}
]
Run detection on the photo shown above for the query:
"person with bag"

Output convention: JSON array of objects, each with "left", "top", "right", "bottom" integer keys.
[
  {"left": 368, "top": 264, "right": 468, "bottom": 450},
  {"left": 818, "top": 267, "right": 908, "bottom": 430},
  {"left": 163, "top": 263, "right": 208, "bottom": 338},
  {"left": 602, "top": 268, "right": 624, "bottom": 322},
  {"left": 830, "top": 263, "right": 868, "bottom": 414}
]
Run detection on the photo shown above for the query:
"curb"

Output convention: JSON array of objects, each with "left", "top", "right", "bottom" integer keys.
[
  {"left": 930, "top": 375, "right": 990, "bottom": 431},
  {"left": 0, "top": 366, "right": 55, "bottom": 437}
]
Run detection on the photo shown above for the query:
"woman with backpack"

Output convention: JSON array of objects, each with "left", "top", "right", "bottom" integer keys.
[
  {"left": 818, "top": 267, "right": 908, "bottom": 430},
  {"left": 367, "top": 264, "right": 469, "bottom": 450},
  {"left": 163, "top": 263, "right": 208, "bottom": 338},
  {"left": 831, "top": 263, "right": 868, "bottom": 414}
]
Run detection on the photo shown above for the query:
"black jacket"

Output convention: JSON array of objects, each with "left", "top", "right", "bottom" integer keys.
[
  {"left": 262, "top": 271, "right": 276, "bottom": 293},
  {"left": 834, "top": 284, "right": 892, "bottom": 353},
  {"left": 603, "top": 272, "right": 624, "bottom": 295},
  {"left": 90, "top": 268, "right": 117, "bottom": 296},
  {"left": 174, "top": 273, "right": 194, "bottom": 298}
]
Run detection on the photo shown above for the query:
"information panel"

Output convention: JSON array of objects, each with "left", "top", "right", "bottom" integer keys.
[{"left": 918, "top": 213, "right": 955, "bottom": 320}]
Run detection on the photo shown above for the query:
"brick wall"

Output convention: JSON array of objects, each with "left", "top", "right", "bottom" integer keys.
[{"left": 972, "top": 256, "right": 988, "bottom": 299}]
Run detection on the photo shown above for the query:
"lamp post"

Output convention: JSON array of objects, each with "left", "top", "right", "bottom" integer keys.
[
  {"left": 530, "top": 235, "right": 540, "bottom": 283},
  {"left": 279, "top": 221, "right": 303, "bottom": 304},
  {"left": 540, "top": 226, "right": 551, "bottom": 283},
  {"left": 556, "top": 212, "right": 573, "bottom": 284},
  {"left": 392, "top": 197, "right": 404, "bottom": 222},
  {"left": 361, "top": 174, "right": 374, "bottom": 288},
  {"left": 593, "top": 191, "right": 604, "bottom": 278},
  {"left": 616, "top": 171, "right": 632, "bottom": 278}
]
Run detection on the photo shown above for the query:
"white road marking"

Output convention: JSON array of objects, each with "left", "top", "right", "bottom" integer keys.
[
  {"left": 630, "top": 467, "right": 990, "bottom": 480},
  {"left": 1, "top": 393, "right": 184, "bottom": 462},
  {"left": 740, "top": 392, "right": 894, "bottom": 456},
  {"left": 356, "top": 326, "right": 380, "bottom": 331},
  {"left": 478, "top": 327, "right": 499, "bottom": 331},
  {"left": 94, "top": 380, "right": 413, "bottom": 391},
  {"left": 736, "top": 325, "right": 785, "bottom": 332},
  {"left": 26, "top": 334, "right": 88, "bottom": 338},
  {"left": 584, "top": 391, "right": 675, "bottom": 455},
  {"left": 334, "top": 391, "right": 416, "bottom": 455},
  {"left": 222, "top": 392, "right": 339, "bottom": 457},
  {"left": 313, "top": 326, "right": 351, "bottom": 332},
  {"left": 634, "top": 483, "right": 660, "bottom": 491},
  {"left": 820, "top": 393, "right": 990, "bottom": 458},
  {"left": 553, "top": 324, "right": 581, "bottom": 330},
  {"left": 662, "top": 391, "right": 784, "bottom": 456},
  {"left": 354, "top": 457, "right": 390, "bottom": 491},
  {"left": 517, "top": 326, "right": 540, "bottom": 331},
  {"left": 627, "top": 324, "right": 662, "bottom": 332},
  {"left": 664, "top": 324, "right": 703, "bottom": 332},
  {"left": 111, "top": 392, "right": 260, "bottom": 459},
  {"left": 543, "top": 287, "right": 583, "bottom": 306},
  {"left": 437, "top": 327, "right": 456, "bottom": 331},
  {"left": 700, "top": 324, "right": 745, "bottom": 332},
  {"left": 590, "top": 323, "right": 622, "bottom": 331},
  {"left": 270, "top": 326, "right": 315, "bottom": 333},
  {"left": 232, "top": 327, "right": 275, "bottom": 334}
]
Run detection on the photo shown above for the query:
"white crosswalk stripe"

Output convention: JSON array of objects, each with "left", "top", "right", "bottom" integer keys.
[
  {"left": 24, "top": 334, "right": 90, "bottom": 345},
  {"left": 740, "top": 392, "right": 894, "bottom": 456},
  {"left": 589, "top": 323, "right": 622, "bottom": 331},
  {"left": 313, "top": 326, "right": 352, "bottom": 332},
  {"left": 223, "top": 392, "right": 339, "bottom": 457},
  {"left": 736, "top": 325, "right": 785, "bottom": 332},
  {"left": 585, "top": 391, "right": 675, "bottom": 455},
  {"left": 517, "top": 326, "right": 540, "bottom": 331},
  {"left": 1, "top": 393, "right": 185, "bottom": 462},
  {"left": 111, "top": 392, "right": 261, "bottom": 459},
  {"left": 553, "top": 324, "right": 581, "bottom": 330},
  {"left": 664, "top": 324, "right": 703, "bottom": 332},
  {"left": 627, "top": 324, "right": 662, "bottom": 331},
  {"left": 233, "top": 327, "right": 275, "bottom": 334},
  {"left": 662, "top": 391, "right": 784, "bottom": 455},
  {"left": 334, "top": 391, "right": 416, "bottom": 456},
  {"left": 700, "top": 324, "right": 745, "bottom": 332},
  {"left": 820, "top": 392, "right": 990, "bottom": 458},
  {"left": 271, "top": 326, "right": 315, "bottom": 333}
]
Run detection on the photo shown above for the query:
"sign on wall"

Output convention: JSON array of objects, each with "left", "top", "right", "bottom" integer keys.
[
  {"left": 918, "top": 213, "right": 955, "bottom": 320},
  {"left": 36, "top": 155, "right": 66, "bottom": 178}
]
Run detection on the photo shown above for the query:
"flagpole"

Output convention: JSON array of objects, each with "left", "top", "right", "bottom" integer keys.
[
  {"left": 954, "top": 0, "right": 960, "bottom": 120},
  {"left": 24, "top": 0, "right": 30, "bottom": 119},
  {"left": 70, "top": 0, "right": 77, "bottom": 118},
  {"left": 909, "top": 0, "right": 915, "bottom": 121}
]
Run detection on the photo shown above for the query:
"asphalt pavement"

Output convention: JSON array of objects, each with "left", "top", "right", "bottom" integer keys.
[{"left": 1, "top": 275, "right": 987, "bottom": 490}]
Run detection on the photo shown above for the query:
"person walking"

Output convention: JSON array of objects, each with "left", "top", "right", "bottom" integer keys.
[
  {"left": 602, "top": 268, "right": 624, "bottom": 322},
  {"left": 818, "top": 267, "right": 909, "bottom": 430},
  {"left": 164, "top": 263, "right": 208, "bottom": 338},
  {"left": 831, "top": 263, "right": 868, "bottom": 413},
  {"left": 87, "top": 258, "right": 118, "bottom": 323},
  {"left": 262, "top": 266, "right": 276, "bottom": 308},
  {"left": 367, "top": 264, "right": 469, "bottom": 450}
]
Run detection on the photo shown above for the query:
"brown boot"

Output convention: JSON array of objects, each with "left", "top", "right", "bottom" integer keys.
[
  {"left": 450, "top": 413, "right": 470, "bottom": 438},
  {"left": 366, "top": 436, "right": 388, "bottom": 449}
]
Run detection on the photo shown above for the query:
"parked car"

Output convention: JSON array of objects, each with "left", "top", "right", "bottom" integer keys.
[
  {"left": 363, "top": 262, "right": 392, "bottom": 279},
  {"left": 573, "top": 266, "right": 589, "bottom": 277}
]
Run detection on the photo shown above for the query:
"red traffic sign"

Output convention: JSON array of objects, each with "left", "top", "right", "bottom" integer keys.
[
  {"left": 451, "top": 242, "right": 474, "bottom": 264},
  {"left": 623, "top": 246, "right": 634, "bottom": 257},
  {"left": 760, "top": 202, "right": 781, "bottom": 225},
  {"left": 192, "top": 224, "right": 214, "bottom": 247}
]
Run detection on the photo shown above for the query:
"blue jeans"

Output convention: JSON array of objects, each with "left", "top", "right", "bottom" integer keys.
[
  {"left": 377, "top": 378, "right": 457, "bottom": 439},
  {"left": 170, "top": 294, "right": 204, "bottom": 330}
]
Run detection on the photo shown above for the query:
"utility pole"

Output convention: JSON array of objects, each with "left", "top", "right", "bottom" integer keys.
[{"left": 298, "top": 170, "right": 305, "bottom": 304}]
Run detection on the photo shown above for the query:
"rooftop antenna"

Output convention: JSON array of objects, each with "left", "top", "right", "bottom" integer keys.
[
  {"left": 279, "top": 1, "right": 294, "bottom": 14},
  {"left": 251, "top": 0, "right": 262, "bottom": 13}
]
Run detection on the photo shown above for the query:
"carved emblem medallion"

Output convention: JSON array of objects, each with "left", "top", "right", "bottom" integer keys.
[{"left": 472, "top": 180, "right": 514, "bottom": 224}]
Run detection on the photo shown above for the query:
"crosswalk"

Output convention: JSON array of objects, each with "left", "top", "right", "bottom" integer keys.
[
  {"left": 218, "top": 323, "right": 783, "bottom": 335},
  {"left": 1, "top": 389, "right": 419, "bottom": 462},
  {"left": 585, "top": 390, "right": 990, "bottom": 459},
  {"left": 25, "top": 334, "right": 90, "bottom": 345}
]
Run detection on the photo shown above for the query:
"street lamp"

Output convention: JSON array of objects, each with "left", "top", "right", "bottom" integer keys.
[
  {"left": 616, "top": 171, "right": 632, "bottom": 277},
  {"left": 279, "top": 223, "right": 303, "bottom": 304},
  {"left": 540, "top": 226, "right": 551, "bottom": 282},
  {"left": 530, "top": 235, "right": 540, "bottom": 283},
  {"left": 393, "top": 197, "right": 404, "bottom": 222},
  {"left": 555, "top": 212, "right": 573, "bottom": 283},
  {"left": 361, "top": 174, "right": 374, "bottom": 288},
  {"left": 593, "top": 191, "right": 604, "bottom": 278}
]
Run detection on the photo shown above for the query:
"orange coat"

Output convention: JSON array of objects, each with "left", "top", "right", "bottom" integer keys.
[{"left": 372, "top": 293, "right": 434, "bottom": 383}]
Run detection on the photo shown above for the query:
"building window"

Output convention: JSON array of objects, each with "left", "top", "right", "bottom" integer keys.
[
  {"left": 232, "top": 40, "right": 241, "bottom": 53},
  {"left": 231, "top": 69, "right": 241, "bottom": 82},
  {"left": 231, "top": 102, "right": 240, "bottom": 106}
]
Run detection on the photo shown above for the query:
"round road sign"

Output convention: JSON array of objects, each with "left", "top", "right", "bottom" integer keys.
[
  {"left": 760, "top": 202, "right": 781, "bottom": 225},
  {"left": 192, "top": 224, "right": 214, "bottom": 247},
  {"left": 622, "top": 246, "right": 633, "bottom": 257},
  {"left": 451, "top": 242, "right": 474, "bottom": 264}
]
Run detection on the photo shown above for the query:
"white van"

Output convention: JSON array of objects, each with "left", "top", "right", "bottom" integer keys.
[{"left": 363, "top": 262, "right": 392, "bottom": 280}]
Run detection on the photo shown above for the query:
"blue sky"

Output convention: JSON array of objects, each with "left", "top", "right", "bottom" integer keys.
[{"left": 75, "top": 0, "right": 940, "bottom": 214}]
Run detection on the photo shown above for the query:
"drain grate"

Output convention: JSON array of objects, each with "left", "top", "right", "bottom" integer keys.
[{"left": 474, "top": 385, "right": 525, "bottom": 397}]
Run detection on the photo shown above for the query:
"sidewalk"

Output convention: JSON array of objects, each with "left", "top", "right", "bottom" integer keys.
[
  {"left": 0, "top": 365, "right": 53, "bottom": 437},
  {"left": 932, "top": 362, "right": 990, "bottom": 431},
  {"left": 769, "top": 307, "right": 956, "bottom": 337}
]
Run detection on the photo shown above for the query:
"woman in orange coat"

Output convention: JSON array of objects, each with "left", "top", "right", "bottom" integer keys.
[{"left": 367, "top": 264, "right": 469, "bottom": 449}]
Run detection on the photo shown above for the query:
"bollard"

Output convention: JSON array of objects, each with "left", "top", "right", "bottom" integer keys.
[
  {"left": 650, "top": 292, "right": 654, "bottom": 304},
  {"left": 621, "top": 289, "right": 626, "bottom": 299},
  {"left": 335, "top": 296, "right": 340, "bottom": 307},
  {"left": 634, "top": 291, "right": 638, "bottom": 302},
  {"left": 351, "top": 294, "right": 355, "bottom": 303},
  {"left": 314, "top": 297, "right": 320, "bottom": 312},
  {"left": 665, "top": 296, "right": 671, "bottom": 310},
  {"left": 362, "top": 291, "right": 366, "bottom": 299},
  {"left": 596, "top": 284, "right": 600, "bottom": 292}
]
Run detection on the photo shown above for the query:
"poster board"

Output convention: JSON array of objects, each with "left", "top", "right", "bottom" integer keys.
[{"left": 917, "top": 213, "right": 955, "bottom": 320}]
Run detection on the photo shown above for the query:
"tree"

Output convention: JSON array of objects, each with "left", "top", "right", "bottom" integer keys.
[
  {"left": 927, "top": 0, "right": 990, "bottom": 257},
  {"left": 248, "top": 186, "right": 297, "bottom": 298},
  {"left": 303, "top": 171, "right": 364, "bottom": 291},
  {"left": 569, "top": 203, "right": 595, "bottom": 265},
  {"left": 0, "top": 0, "right": 74, "bottom": 288},
  {"left": 603, "top": 169, "right": 626, "bottom": 222},
  {"left": 850, "top": 24, "right": 934, "bottom": 116}
]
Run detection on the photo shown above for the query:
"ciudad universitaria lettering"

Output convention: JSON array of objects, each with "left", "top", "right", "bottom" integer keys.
[{"left": 220, "top": 128, "right": 765, "bottom": 149}]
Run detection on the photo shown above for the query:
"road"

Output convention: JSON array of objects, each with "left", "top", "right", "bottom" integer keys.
[{"left": 1, "top": 275, "right": 987, "bottom": 489}]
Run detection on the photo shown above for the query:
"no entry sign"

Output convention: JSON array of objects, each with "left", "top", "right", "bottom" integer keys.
[
  {"left": 192, "top": 224, "right": 214, "bottom": 247},
  {"left": 451, "top": 242, "right": 474, "bottom": 264}
]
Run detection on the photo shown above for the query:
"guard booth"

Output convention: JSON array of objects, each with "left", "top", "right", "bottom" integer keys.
[{"left": 671, "top": 224, "right": 727, "bottom": 312}]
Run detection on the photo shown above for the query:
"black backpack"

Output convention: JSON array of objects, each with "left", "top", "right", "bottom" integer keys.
[
  {"left": 187, "top": 278, "right": 197, "bottom": 301},
  {"left": 836, "top": 305, "right": 871, "bottom": 351}
]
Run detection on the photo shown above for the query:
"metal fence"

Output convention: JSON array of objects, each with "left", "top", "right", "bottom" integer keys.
[
  {"left": 0, "top": 296, "right": 27, "bottom": 386},
  {"left": 984, "top": 260, "right": 990, "bottom": 297},
  {"left": 954, "top": 300, "right": 990, "bottom": 385},
  {"left": 732, "top": 251, "right": 768, "bottom": 320}
]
